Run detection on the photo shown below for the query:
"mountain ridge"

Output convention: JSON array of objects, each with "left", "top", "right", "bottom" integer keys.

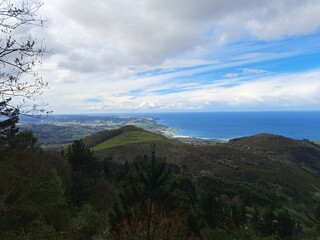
[{"left": 85, "top": 125, "right": 320, "bottom": 180}]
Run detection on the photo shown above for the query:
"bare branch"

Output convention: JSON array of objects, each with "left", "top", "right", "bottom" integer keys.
[{"left": 0, "top": 0, "right": 47, "bottom": 113}]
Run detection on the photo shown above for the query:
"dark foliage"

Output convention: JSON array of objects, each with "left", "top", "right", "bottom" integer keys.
[
  {"left": 109, "top": 147, "right": 194, "bottom": 240},
  {"left": 0, "top": 131, "right": 69, "bottom": 239},
  {"left": 0, "top": 99, "right": 19, "bottom": 145},
  {"left": 2, "top": 127, "right": 320, "bottom": 239}
]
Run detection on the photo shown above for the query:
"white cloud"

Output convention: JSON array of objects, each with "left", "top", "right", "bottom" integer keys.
[
  {"left": 224, "top": 73, "right": 238, "bottom": 78},
  {"left": 244, "top": 1, "right": 320, "bottom": 40},
  {"left": 40, "top": 68, "right": 320, "bottom": 113},
  {"left": 239, "top": 68, "right": 267, "bottom": 74},
  {"left": 25, "top": 0, "right": 320, "bottom": 113},
  {"left": 41, "top": 0, "right": 320, "bottom": 72}
]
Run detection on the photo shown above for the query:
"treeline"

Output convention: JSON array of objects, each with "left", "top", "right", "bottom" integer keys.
[{"left": 1, "top": 131, "right": 320, "bottom": 239}]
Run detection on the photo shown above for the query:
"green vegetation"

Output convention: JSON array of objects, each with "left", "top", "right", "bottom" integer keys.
[
  {"left": 109, "top": 146, "right": 193, "bottom": 239},
  {"left": 92, "top": 130, "right": 173, "bottom": 151},
  {"left": 0, "top": 132, "right": 70, "bottom": 239},
  {"left": 2, "top": 125, "right": 320, "bottom": 239}
]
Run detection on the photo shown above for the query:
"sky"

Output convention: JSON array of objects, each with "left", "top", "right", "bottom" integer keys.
[{"left": 28, "top": 0, "right": 320, "bottom": 113}]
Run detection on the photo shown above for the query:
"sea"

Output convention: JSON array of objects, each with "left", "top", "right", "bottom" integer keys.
[{"left": 144, "top": 111, "right": 320, "bottom": 140}]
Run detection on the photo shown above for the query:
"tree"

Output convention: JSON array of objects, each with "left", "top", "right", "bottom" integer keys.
[
  {"left": 109, "top": 146, "right": 193, "bottom": 240},
  {"left": 66, "top": 139, "right": 97, "bottom": 174},
  {"left": 0, "top": 99, "right": 19, "bottom": 144},
  {"left": 66, "top": 139, "right": 100, "bottom": 206},
  {"left": 0, "top": 132, "right": 69, "bottom": 238},
  {"left": 0, "top": 0, "right": 47, "bottom": 141},
  {"left": 199, "top": 191, "right": 221, "bottom": 228},
  {"left": 274, "top": 208, "right": 296, "bottom": 238}
]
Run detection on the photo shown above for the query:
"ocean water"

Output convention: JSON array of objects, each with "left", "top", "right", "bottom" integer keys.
[{"left": 147, "top": 112, "right": 320, "bottom": 140}]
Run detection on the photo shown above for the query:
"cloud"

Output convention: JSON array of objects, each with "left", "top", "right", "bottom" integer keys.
[
  {"left": 244, "top": 1, "right": 320, "bottom": 40},
  {"left": 42, "top": 0, "right": 320, "bottom": 72},
  {"left": 40, "top": 67, "right": 320, "bottom": 113},
  {"left": 224, "top": 73, "right": 238, "bottom": 78},
  {"left": 239, "top": 68, "right": 267, "bottom": 74},
  {"left": 84, "top": 98, "right": 103, "bottom": 103},
  {"left": 29, "top": 0, "right": 320, "bottom": 113}
]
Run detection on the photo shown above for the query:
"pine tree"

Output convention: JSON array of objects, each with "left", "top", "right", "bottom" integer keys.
[
  {"left": 109, "top": 145, "right": 192, "bottom": 240},
  {"left": 66, "top": 140, "right": 98, "bottom": 205},
  {"left": 67, "top": 140, "right": 97, "bottom": 174}
]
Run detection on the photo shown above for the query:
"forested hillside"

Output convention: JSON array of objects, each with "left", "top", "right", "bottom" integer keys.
[{"left": 1, "top": 126, "right": 320, "bottom": 239}]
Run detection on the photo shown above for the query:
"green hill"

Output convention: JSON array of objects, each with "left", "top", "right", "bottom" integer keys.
[
  {"left": 227, "top": 133, "right": 320, "bottom": 178},
  {"left": 83, "top": 125, "right": 215, "bottom": 172},
  {"left": 92, "top": 130, "right": 168, "bottom": 151},
  {"left": 85, "top": 127, "right": 320, "bottom": 181},
  {"left": 86, "top": 127, "right": 320, "bottom": 188},
  {"left": 84, "top": 127, "right": 320, "bottom": 229}
]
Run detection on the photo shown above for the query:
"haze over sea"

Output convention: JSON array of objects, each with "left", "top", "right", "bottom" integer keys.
[{"left": 145, "top": 111, "right": 320, "bottom": 140}]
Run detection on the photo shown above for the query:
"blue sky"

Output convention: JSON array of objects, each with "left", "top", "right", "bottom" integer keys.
[{"left": 33, "top": 0, "right": 320, "bottom": 113}]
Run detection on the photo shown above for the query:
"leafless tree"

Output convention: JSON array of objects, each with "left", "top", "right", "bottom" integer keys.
[
  {"left": 0, "top": 0, "right": 47, "bottom": 140},
  {"left": 0, "top": 0, "right": 48, "bottom": 113}
]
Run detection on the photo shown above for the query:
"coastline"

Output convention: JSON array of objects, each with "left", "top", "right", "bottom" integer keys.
[
  {"left": 149, "top": 111, "right": 320, "bottom": 141},
  {"left": 155, "top": 120, "right": 229, "bottom": 144},
  {"left": 18, "top": 113, "right": 320, "bottom": 146}
]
